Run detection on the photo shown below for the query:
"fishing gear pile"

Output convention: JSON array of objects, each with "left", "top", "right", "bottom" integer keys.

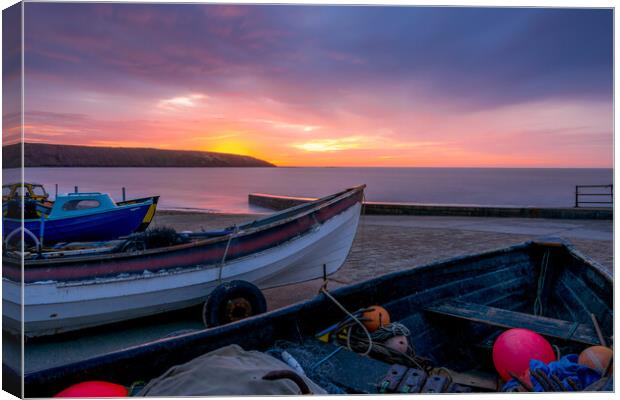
[{"left": 316, "top": 287, "right": 432, "bottom": 372}]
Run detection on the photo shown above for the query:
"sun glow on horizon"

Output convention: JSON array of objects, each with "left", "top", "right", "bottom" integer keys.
[{"left": 208, "top": 139, "right": 254, "bottom": 156}]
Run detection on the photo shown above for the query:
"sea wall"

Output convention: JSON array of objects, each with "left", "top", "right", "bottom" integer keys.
[{"left": 248, "top": 193, "right": 612, "bottom": 220}]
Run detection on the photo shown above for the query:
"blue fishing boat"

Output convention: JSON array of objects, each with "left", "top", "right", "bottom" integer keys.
[{"left": 3, "top": 191, "right": 159, "bottom": 245}]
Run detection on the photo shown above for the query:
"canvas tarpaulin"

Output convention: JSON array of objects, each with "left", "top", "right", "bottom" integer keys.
[{"left": 137, "top": 344, "right": 327, "bottom": 396}]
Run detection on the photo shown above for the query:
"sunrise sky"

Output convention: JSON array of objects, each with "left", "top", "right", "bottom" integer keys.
[{"left": 9, "top": 4, "right": 614, "bottom": 167}]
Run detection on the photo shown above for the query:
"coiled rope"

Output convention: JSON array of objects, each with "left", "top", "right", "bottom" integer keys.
[
  {"left": 319, "top": 286, "right": 373, "bottom": 356},
  {"left": 370, "top": 322, "right": 410, "bottom": 342},
  {"left": 318, "top": 282, "right": 430, "bottom": 371}
]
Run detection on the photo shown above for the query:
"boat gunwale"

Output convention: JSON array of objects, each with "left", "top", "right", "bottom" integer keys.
[
  {"left": 559, "top": 240, "right": 613, "bottom": 282},
  {"left": 8, "top": 185, "right": 365, "bottom": 267}
]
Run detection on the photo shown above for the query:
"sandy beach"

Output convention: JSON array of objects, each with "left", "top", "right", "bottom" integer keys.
[{"left": 153, "top": 210, "right": 613, "bottom": 309}]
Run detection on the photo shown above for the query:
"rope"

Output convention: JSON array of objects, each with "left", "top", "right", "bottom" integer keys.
[
  {"left": 338, "top": 320, "right": 430, "bottom": 371},
  {"left": 370, "top": 322, "right": 410, "bottom": 342},
  {"left": 372, "top": 339, "right": 426, "bottom": 371},
  {"left": 533, "top": 250, "right": 550, "bottom": 316},
  {"left": 218, "top": 225, "right": 239, "bottom": 283},
  {"left": 5, "top": 227, "right": 40, "bottom": 252},
  {"left": 319, "top": 287, "right": 373, "bottom": 356},
  {"left": 128, "top": 380, "right": 147, "bottom": 396},
  {"left": 309, "top": 347, "right": 344, "bottom": 372},
  {"left": 311, "top": 212, "right": 320, "bottom": 228},
  {"left": 318, "top": 280, "right": 431, "bottom": 371},
  {"left": 434, "top": 367, "right": 454, "bottom": 384},
  {"left": 552, "top": 344, "right": 561, "bottom": 361}
]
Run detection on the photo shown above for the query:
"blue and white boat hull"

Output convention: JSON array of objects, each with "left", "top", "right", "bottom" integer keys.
[{"left": 3, "top": 196, "right": 158, "bottom": 244}]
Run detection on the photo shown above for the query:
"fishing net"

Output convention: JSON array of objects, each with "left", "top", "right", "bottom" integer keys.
[
  {"left": 267, "top": 341, "right": 347, "bottom": 394},
  {"left": 337, "top": 323, "right": 434, "bottom": 372}
]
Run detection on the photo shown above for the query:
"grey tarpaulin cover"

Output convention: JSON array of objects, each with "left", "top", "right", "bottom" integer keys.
[{"left": 137, "top": 344, "right": 327, "bottom": 396}]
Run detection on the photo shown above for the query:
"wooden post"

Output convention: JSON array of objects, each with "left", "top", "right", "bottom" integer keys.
[
  {"left": 74, "top": 186, "right": 78, "bottom": 193},
  {"left": 55, "top": 184, "right": 58, "bottom": 200},
  {"left": 575, "top": 186, "right": 579, "bottom": 208},
  {"left": 122, "top": 187, "right": 126, "bottom": 201}
]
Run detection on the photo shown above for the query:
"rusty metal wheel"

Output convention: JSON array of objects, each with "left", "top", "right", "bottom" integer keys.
[
  {"left": 224, "top": 297, "right": 253, "bottom": 322},
  {"left": 202, "top": 280, "right": 267, "bottom": 328}
]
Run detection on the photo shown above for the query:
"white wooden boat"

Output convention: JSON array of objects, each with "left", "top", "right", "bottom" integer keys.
[{"left": 2, "top": 185, "right": 365, "bottom": 337}]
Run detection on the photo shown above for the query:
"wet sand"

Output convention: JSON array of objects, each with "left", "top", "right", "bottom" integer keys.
[{"left": 21, "top": 211, "right": 612, "bottom": 372}]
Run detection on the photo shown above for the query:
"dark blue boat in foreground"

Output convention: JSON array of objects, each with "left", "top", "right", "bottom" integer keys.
[
  {"left": 13, "top": 240, "right": 613, "bottom": 396},
  {"left": 3, "top": 191, "right": 158, "bottom": 245}
]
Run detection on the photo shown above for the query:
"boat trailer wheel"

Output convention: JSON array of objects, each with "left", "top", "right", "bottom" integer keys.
[{"left": 202, "top": 280, "right": 267, "bottom": 328}]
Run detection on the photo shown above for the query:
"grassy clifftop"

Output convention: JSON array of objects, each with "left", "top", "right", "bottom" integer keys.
[{"left": 3, "top": 143, "right": 276, "bottom": 168}]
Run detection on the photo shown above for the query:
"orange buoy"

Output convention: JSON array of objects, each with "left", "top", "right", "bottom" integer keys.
[
  {"left": 578, "top": 346, "right": 613, "bottom": 374},
  {"left": 361, "top": 305, "right": 390, "bottom": 332},
  {"left": 54, "top": 381, "right": 128, "bottom": 397}
]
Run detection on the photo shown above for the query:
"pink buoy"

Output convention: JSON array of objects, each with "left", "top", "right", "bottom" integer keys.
[
  {"left": 384, "top": 335, "right": 409, "bottom": 353},
  {"left": 492, "top": 328, "right": 555, "bottom": 382},
  {"left": 54, "top": 381, "right": 128, "bottom": 397}
]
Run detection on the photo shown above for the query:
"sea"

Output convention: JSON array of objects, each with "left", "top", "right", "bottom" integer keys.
[{"left": 12, "top": 167, "right": 613, "bottom": 214}]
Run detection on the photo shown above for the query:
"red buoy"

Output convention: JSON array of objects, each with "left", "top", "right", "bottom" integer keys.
[
  {"left": 54, "top": 381, "right": 128, "bottom": 397},
  {"left": 492, "top": 328, "right": 555, "bottom": 382}
]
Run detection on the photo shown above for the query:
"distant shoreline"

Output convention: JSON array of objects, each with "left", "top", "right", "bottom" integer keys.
[{"left": 2, "top": 143, "right": 276, "bottom": 168}]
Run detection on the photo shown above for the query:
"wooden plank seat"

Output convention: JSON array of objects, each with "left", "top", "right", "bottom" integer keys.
[{"left": 424, "top": 300, "right": 604, "bottom": 346}]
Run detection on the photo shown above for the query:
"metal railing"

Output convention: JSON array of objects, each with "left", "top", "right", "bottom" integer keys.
[{"left": 575, "top": 184, "right": 613, "bottom": 208}]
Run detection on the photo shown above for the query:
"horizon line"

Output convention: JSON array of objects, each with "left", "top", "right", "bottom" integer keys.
[{"left": 3, "top": 142, "right": 613, "bottom": 169}]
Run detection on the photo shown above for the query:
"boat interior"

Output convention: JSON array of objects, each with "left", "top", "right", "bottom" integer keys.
[
  {"left": 21, "top": 241, "right": 613, "bottom": 395},
  {"left": 272, "top": 241, "right": 613, "bottom": 393},
  {"left": 3, "top": 198, "right": 52, "bottom": 219}
]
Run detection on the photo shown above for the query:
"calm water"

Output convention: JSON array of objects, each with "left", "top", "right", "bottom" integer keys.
[{"left": 18, "top": 167, "right": 613, "bottom": 214}]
